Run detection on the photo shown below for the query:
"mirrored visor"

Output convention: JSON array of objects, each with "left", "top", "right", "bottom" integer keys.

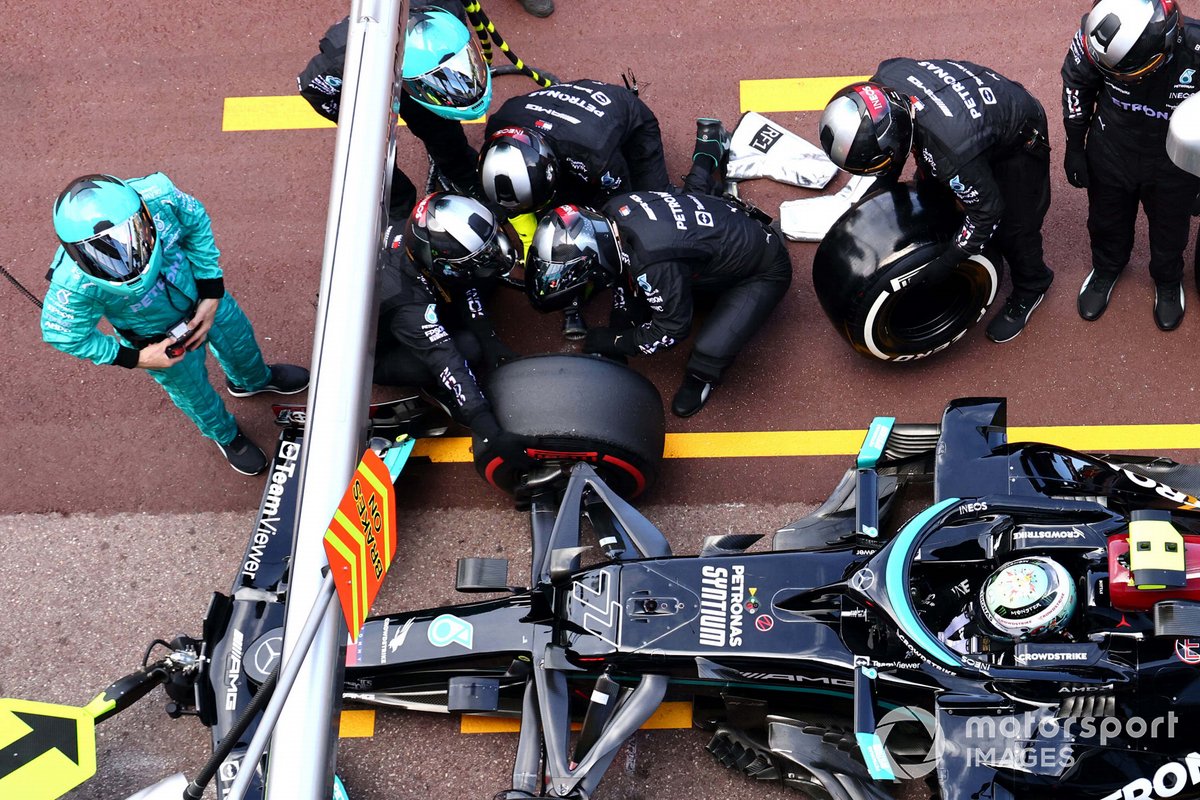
[
  {"left": 531, "top": 254, "right": 590, "bottom": 295},
  {"left": 62, "top": 203, "right": 157, "bottom": 283},
  {"left": 402, "top": 45, "right": 488, "bottom": 109}
]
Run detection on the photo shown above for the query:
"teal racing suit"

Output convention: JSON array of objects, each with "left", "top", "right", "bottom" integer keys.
[{"left": 41, "top": 173, "right": 272, "bottom": 445}]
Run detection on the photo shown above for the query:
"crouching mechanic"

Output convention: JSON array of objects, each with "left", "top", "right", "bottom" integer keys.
[
  {"left": 42, "top": 173, "right": 309, "bottom": 475},
  {"left": 478, "top": 79, "right": 673, "bottom": 339},
  {"left": 299, "top": 3, "right": 491, "bottom": 221},
  {"left": 525, "top": 142, "right": 792, "bottom": 418},
  {"left": 375, "top": 192, "right": 530, "bottom": 464},
  {"left": 819, "top": 59, "right": 1055, "bottom": 343}
]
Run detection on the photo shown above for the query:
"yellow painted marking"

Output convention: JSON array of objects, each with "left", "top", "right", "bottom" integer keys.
[
  {"left": 460, "top": 700, "right": 693, "bottom": 734},
  {"left": 338, "top": 709, "right": 377, "bottom": 738},
  {"left": 740, "top": 75, "right": 872, "bottom": 113},
  {"left": 223, "top": 96, "right": 335, "bottom": 131},
  {"left": 411, "top": 424, "right": 1200, "bottom": 465},
  {"left": 222, "top": 96, "right": 486, "bottom": 132},
  {"left": 0, "top": 699, "right": 97, "bottom": 799}
]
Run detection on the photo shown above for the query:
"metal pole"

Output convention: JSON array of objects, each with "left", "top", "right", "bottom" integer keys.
[
  {"left": 263, "top": 1, "right": 407, "bottom": 797},
  {"left": 228, "top": 575, "right": 337, "bottom": 800}
]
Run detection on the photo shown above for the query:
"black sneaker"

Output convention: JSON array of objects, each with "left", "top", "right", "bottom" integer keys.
[
  {"left": 671, "top": 374, "right": 716, "bottom": 418},
  {"left": 1155, "top": 282, "right": 1185, "bottom": 331},
  {"left": 562, "top": 308, "right": 588, "bottom": 340},
  {"left": 1078, "top": 270, "right": 1117, "bottom": 321},
  {"left": 216, "top": 427, "right": 268, "bottom": 475},
  {"left": 227, "top": 364, "right": 310, "bottom": 397},
  {"left": 985, "top": 293, "right": 1045, "bottom": 343}
]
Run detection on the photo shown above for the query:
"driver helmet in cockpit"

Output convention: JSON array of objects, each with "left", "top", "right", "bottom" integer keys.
[{"left": 979, "top": 557, "right": 1078, "bottom": 641}]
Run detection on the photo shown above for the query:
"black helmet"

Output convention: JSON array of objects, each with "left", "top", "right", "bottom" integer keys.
[
  {"left": 404, "top": 192, "right": 521, "bottom": 286},
  {"left": 479, "top": 127, "right": 558, "bottom": 214},
  {"left": 526, "top": 205, "right": 622, "bottom": 312},
  {"left": 1084, "top": 0, "right": 1180, "bottom": 81},
  {"left": 818, "top": 83, "right": 914, "bottom": 176}
]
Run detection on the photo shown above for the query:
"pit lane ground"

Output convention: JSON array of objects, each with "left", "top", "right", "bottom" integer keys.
[{"left": 2, "top": 0, "right": 1199, "bottom": 797}]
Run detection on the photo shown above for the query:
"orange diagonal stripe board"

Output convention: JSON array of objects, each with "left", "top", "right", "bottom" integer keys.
[{"left": 323, "top": 449, "right": 398, "bottom": 642}]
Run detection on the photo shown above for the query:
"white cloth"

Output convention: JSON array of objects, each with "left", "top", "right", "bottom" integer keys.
[
  {"left": 725, "top": 111, "right": 839, "bottom": 190},
  {"left": 778, "top": 175, "right": 872, "bottom": 242}
]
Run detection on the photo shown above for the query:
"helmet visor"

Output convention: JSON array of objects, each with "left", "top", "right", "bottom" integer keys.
[
  {"left": 528, "top": 253, "right": 594, "bottom": 309},
  {"left": 62, "top": 202, "right": 157, "bottom": 284},
  {"left": 403, "top": 43, "right": 488, "bottom": 111},
  {"left": 438, "top": 225, "right": 521, "bottom": 283}
]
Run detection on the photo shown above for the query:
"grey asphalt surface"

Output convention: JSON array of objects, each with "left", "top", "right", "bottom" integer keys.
[
  {"left": 0, "top": 502, "right": 826, "bottom": 800},
  {"left": 3, "top": 0, "right": 1199, "bottom": 798}
]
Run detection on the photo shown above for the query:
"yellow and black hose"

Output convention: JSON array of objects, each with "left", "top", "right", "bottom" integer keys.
[{"left": 462, "top": 0, "right": 557, "bottom": 88}]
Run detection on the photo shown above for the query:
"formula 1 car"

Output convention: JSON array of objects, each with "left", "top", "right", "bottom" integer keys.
[
  {"left": 337, "top": 395, "right": 1200, "bottom": 800},
  {"left": 45, "top": 378, "right": 1200, "bottom": 800}
]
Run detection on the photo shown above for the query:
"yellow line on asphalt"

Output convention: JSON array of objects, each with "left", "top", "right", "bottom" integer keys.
[
  {"left": 221, "top": 95, "right": 486, "bottom": 131},
  {"left": 338, "top": 709, "right": 377, "bottom": 738},
  {"left": 460, "top": 700, "right": 693, "bottom": 734},
  {"left": 739, "top": 75, "right": 871, "bottom": 113},
  {"left": 411, "top": 424, "right": 1200, "bottom": 464}
]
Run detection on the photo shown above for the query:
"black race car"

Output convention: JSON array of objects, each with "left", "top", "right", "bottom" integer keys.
[
  {"left": 65, "top": 361, "right": 1200, "bottom": 800},
  {"left": 333, "top": 393, "right": 1200, "bottom": 800}
]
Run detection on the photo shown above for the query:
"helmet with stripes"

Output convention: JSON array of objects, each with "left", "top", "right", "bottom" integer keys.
[
  {"left": 52, "top": 174, "right": 163, "bottom": 297},
  {"left": 1083, "top": 0, "right": 1180, "bottom": 81},
  {"left": 479, "top": 126, "right": 558, "bottom": 214},
  {"left": 404, "top": 192, "right": 521, "bottom": 286},
  {"left": 818, "top": 82, "right": 914, "bottom": 176}
]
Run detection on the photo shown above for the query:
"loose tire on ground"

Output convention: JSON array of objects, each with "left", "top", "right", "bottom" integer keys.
[
  {"left": 813, "top": 181, "right": 1000, "bottom": 362},
  {"left": 473, "top": 354, "right": 666, "bottom": 498}
]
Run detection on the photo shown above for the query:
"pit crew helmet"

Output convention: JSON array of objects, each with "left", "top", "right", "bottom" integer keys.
[
  {"left": 404, "top": 192, "right": 521, "bottom": 286},
  {"left": 53, "top": 174, "right": 162, "bottom": 297},
  {"left": 402, "top": 7, "right": 492, "bottom": 121},
  {"left": 479, "top": 127, "right": 558, "bottom": 214},
  {"left": 979, "top": 557, "right": 1078, "bottom": 641},
  {"left": 1083, "top": 0, "right": 1180, "bottom": 81},
  {"left": 526, "top": 205, "right": 622, "bottom": 312},
  {"left": 818, "top": 82, "right": 914, "bottom": 176}
]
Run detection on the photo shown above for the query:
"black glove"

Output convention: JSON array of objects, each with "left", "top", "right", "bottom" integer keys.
[
  {"left": 583, "top": 327, "right": 636, "bottom": 359},
  {"left": 480, "top": 336, "right": 519, "bottom": 370},
  {"left": 473, "top": 412, "right": 534, "bottom": 470},
  {"left": 911, "top": 246, "right": 965, "bottom": 289},
  {"left": 1064, "top": 142, "right": 1089, "bottom": 189}
]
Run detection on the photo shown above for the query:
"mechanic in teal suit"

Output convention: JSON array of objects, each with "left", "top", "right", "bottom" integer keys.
[{"left": 41, "top": 173, "right": 309, "bottom": 475}]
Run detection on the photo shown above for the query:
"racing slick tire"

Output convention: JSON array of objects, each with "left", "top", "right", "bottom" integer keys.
[
  {"left": 473, "top": 354, "right": 666, "bottom": 498},
  {"left": 813, "top": 181, "right": 1000, "bottom": 363}
]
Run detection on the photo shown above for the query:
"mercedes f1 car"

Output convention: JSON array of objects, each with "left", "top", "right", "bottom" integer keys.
[{"left": 48, "top": 362, "right": 1200, "bottom": 800}]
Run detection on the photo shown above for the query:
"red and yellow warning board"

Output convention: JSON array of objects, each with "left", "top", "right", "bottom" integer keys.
[{"left": 323, "top": 450, "right": 398, "bottom": 642}]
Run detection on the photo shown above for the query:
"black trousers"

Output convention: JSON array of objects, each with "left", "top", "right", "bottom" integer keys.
[
  {"left": 389, "top": 93, "right": 482, "bottom": 221},
  {"left": 687, "top": 235, "right": 793, "bottom": 383},
  {"left": 992, "top": 140, "right": 1054, "bottom": 301},
  {"left": 1086, "top": 136, "right": 1200, "bottom": 285},
  {"left": 372, "top": 329, "right": 483, "bottom": 390}
]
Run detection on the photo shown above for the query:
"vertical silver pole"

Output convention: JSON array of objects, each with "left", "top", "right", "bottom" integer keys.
[{"left": 263, "top": 1, "right": 407, "bottom": 797}]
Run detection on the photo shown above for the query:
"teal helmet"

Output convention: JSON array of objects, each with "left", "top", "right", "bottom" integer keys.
[
  {"left": 402, "top": 7, "right": 492, "bottom": 121},
  {"left": 53, "top": 174, "right": 162, "bottom": 297}
]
